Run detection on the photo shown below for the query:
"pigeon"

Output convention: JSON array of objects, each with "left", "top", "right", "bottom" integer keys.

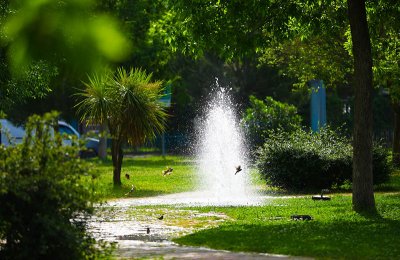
[
  {"left": 235, "top": 165, "right": 242, "bottom": 175},
  {"left": 124, "top": 185, "right": 135, "bottom": 196},
  {"left": 157, "top": 215, "right": 164, "bottom": 220},
  {"left": 125, "top": 173, "right": 130, "bottom": 180},
  {"left": 162, "top": 167, "right": 173, "bottom": 176}
]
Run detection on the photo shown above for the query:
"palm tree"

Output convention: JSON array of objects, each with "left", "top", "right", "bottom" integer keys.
[
  {"left": 76, "top": 72, "right": 111, "bottom": 160},
  {"left": 76, "top": 67, "right": 167, "bottom": 186}
]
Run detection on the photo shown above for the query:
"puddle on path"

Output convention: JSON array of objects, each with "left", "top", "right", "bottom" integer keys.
[{"left": 87, "top": 193, "right": 310, "bottom": 259}]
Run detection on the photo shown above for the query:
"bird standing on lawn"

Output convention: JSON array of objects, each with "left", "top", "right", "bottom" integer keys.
[
  {"left": 157, "top": 215, "right": 164, "bottom": 220},
  {"left": 235, "top": 165, "right": 242, "bottom": 175},
  {"left": 162, "top": 167, "right": 173, "bottom": 176},
  {"left": 125, "top": 173, "right": 130, "bottom": 180}
]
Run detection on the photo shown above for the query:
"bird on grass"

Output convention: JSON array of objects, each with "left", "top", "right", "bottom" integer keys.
[
  {"left": 235, "top": 165, "right": 242, "bottom": 175},
  {"left": 291, "top": 215, "right": 313, "bottom": 221},
  {"left": 125, "top": 173, "right": 130, "bottom": 180},
  {"left": 162, "top": 167, "right": 173, "bottom": 176},
  {"left": 124, "top": 185, "right": 135, "bottom": 196},
  {"left": 146, "top": 227, "right": 150, "bottom": 234},
  {"left": 157, "top": 215, "right": 164, "bottom": 220}
]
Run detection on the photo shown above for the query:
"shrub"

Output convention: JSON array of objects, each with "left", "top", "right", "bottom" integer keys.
[
  {"left": 241, "top": 96, "right": 302, "bottom": 148},
  {"left": 256, "top": 127, "right": 391, "bottom": 192},
  {"left": 0, "top": 113, "right": 110, "bottom": 259}
]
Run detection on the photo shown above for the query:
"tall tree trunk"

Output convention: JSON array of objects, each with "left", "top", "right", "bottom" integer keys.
[
  {"left": 347, "top": 0, "right": 376, "bottom": 212},
  {"left": 111, "top": 139, "right": 122, "bottom": 186},
  {"left": 392, "top": 104, "right": 400, "bottom": 166},
  {"left": 98, "top": 122, "right": 108, "bottom": 160}
]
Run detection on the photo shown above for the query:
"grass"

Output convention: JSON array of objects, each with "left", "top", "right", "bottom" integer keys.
[
  {"left": 84, "top": 155, "right": 400, "bottom": 258},
  {"left": 173, "top": 194, "right": 400, "bottom": 259},
  {"left": 83, "top": 155, "right": 197, "bottom": 199}
]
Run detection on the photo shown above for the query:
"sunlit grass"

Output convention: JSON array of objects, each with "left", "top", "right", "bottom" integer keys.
[
  {"left": 83, "top": 155, "right": 400, "bottom": 258},
  {"left": 173, "top": 194, "right": 400, "bottom": 258},
  {"left": 82, "top": 155, "right": 197, "bottom": 199}
]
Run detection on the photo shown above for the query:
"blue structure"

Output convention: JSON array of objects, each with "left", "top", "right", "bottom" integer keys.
[
  {"left": 159, "top": 83, "right": 172, "bottom": 156},
  {"left": 310, "top": 79, "right": 327, "bottom": 132}
]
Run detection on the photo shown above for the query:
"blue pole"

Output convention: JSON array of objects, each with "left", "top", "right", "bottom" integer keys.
[{"left": 310, "top": 80, "right": 326, "bottom": 132}]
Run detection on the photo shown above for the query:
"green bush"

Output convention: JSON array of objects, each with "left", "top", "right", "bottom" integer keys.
[
  {"left": 256, "top": 127, "right": 391, "bottom": 192},
  {"left": 241, "top": 95, "right": 302, "bottom": 148},
  {"left": 0, "top": 113, "right": 110, "bottom": 259}
]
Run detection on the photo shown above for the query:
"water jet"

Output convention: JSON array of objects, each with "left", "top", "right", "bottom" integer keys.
[{"left": 194, "top": 81, "right": 260, "bottom": 205}]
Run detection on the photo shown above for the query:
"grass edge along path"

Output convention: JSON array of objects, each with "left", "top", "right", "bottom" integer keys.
[{"left": 173, "top": 193, "right": 400, "bottom": 259}]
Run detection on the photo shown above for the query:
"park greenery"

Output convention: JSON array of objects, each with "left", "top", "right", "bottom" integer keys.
[
  {"left": 256, "top": 127, "right": 391, "bottom": 192},
  {"left": 241, "top": 95, "right": 302, "bottom": 149},
  {"left": 76, "top": 67, "right": 168, "bottom": 186},
  {"left": 86, "top": 155, "right": 399, "bottom": 258},
  {"left": 174, "top": 192, "right": 400, "bottom": 259},
  {"left": 0, "top": 113, "right": 112, "bottom": 259},
  {"left": 0, "top": 0, "right": 400, "bottom": 258}
]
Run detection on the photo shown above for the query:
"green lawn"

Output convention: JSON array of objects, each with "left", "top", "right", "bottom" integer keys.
[
  {"left": 173, "top": 193, "right": 400, "bottom": 259},
  {"left": 85, "top": 155, "right": 400, "bottom": 258},
  {"left": 83, "top": 155, "right": 197, "bottom": 199}
]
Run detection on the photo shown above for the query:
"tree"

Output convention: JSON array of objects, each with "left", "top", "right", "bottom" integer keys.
[
  {"left": 76, "top": 67, "right": 167, "bottom": 186},
  {"left": 347, "top": 0, "right": 375, "bottom": 212}
]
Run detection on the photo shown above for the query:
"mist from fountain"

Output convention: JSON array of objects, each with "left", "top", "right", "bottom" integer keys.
[{"left": 193, "top": 81, "right": 261, "bottom": 206}]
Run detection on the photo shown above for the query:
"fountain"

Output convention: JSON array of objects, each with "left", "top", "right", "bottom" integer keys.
[
  {"left": 103, "top": 80, "right": 263, "bottom": 207},
  {"left": 193, "top": 80, "right": 260, "bottom": 205}
]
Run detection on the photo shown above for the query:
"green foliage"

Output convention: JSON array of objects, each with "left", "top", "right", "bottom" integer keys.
[
  {"left": 76, "top": 67, "right": 168, "bottom": 185},
  {"left": 77, "top": 67, "right": 168, "bottom": 147},
  {"left": 256, "top": 127, "right": 391, "bottom": 191},
  {"left": 0, "top": 112, "right": 110, "bottom": 259},
  {"left": 1, "top": 0, "right": 131, "bottom": 75},
  {"left": 241, "top": 95, "right": 301, "bottom": 148},
  {"left": 0, "top": 60, "right": 58, "bottom": 114}
]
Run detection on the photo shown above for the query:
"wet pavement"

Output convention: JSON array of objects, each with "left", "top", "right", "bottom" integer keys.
[{"left": 87, "top": 192, "right": 311, "bottom": 259}]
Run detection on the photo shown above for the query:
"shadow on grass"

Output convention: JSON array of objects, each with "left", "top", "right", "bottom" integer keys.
[
  {"left": 374, "top": 172, "right": 400, "bottom": 192},
  {"left": 174, "top": 219, "right": 400, "bottom": 258}
]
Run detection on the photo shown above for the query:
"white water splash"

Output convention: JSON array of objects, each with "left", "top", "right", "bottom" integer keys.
[{"left": 194, "top": 81, "right": 259, "bottom": 205}]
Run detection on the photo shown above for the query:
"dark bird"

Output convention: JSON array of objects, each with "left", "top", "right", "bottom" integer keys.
[
  {"left": 124, "top": 185, "right": 135, "bottom": 196},
  {"left": 162, "top": 167, "right": 173, "bottom": 176},
  {"left": 291, "top": 215, "right": 313, "bottom": 221},
  {"left": 157, "top": 215, "right": 164, "bottom": 220},
  {"left": 235, "top": 165, "right": 242, "bottom": 175},
  {"left": 125, "top": 173, "right": 130, "bottom": 180},
  {"left": 146, "top": 227, "right": 150, "bottom": 234}
]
